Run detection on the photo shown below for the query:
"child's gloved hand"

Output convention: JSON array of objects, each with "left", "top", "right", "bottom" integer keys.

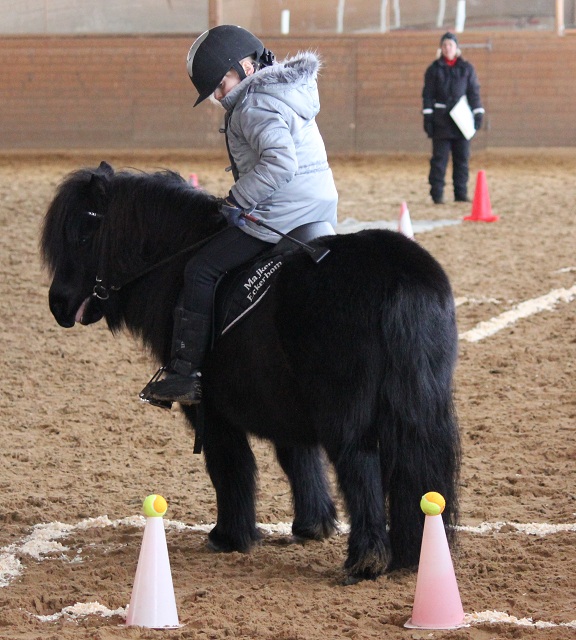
[{"left": 218, "top": 193, "right": 246, "bottom": 227}]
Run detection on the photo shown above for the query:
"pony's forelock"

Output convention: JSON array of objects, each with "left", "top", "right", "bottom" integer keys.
[{"left": 40, "top": 167, "right": 100, "bottom": 274}]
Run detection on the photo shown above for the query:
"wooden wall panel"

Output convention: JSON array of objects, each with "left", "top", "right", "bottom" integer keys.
[{"left": 0, "top": 32, "right": 575, "bottom": 152}]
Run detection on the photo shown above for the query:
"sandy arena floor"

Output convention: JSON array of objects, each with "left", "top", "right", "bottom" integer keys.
[{"left": 0, "top": 149, "right": 575, "bottom": 639}]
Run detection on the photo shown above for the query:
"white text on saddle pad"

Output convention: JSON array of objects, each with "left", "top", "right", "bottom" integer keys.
[{"left": 243, "top": 259, "right": 283, "bottom": 302}]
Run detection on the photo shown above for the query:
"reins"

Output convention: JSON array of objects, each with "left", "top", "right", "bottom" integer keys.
[
  {"left": 86, "top": 207, "right": 219, "bottom": 456},
  {"left": 90, "top": 215, "right": 226, "bottom": 300}
]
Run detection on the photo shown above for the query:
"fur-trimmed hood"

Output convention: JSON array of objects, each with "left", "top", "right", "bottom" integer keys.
[
  {"left": 250, "top": 51, "right": 321, "bottom": 87},
  {"left": 221, "top": 51, "right": 322, "bottom": 120}
]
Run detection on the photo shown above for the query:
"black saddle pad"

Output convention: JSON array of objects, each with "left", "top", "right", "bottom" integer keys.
[
  {"left": 214, "top": 251, "right": 285, "bottom": 337},
  {"left": 212, "top": 221, "right": 335, "bottom": 338}
]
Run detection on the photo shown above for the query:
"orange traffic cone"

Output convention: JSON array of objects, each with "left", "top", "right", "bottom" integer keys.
[
  {"left": 464, "top": 170, "right": 499, "bottom": 222},
  {"left": 188, "top": 173, "right": 199, "bottom": 187},
  {"left": 126, "top": 495, "right": 180, "bottom": 629},
  {"left": 398, "top": 201, "right": 415, "bottom": 239},
  {"left": 405, "top": 492, "right": 465, "bottom": 630}
]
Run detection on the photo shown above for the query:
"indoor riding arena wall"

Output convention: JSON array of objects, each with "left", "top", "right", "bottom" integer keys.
[
  {"left": 1, "top": 30, "right": 575, "bottom": 153},
  {"left": 2, "top": 15, "right": 576, "bottom": 640}
]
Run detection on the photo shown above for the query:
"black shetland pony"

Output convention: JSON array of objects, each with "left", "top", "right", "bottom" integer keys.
[{"left": 40, "top": 161, "right": 460, "bottom": 583}]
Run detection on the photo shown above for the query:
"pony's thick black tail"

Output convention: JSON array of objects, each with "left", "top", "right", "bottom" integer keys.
[{"left": 378, "top": 287, "right": 461, "bottom": 570}]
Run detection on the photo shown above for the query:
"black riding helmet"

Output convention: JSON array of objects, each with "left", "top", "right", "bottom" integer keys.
[{"left": 187, "top": 25, "right": 275, "bottom": 106}]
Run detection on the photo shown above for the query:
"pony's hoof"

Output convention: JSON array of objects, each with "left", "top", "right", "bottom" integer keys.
[
  {"left": 267, "top": 535, "right": 306, "bottom": 547},
  {"left": 292, "top": 521, "right": 337, "bottom": 542},
  {"left": 207, "top": 526, "right": 262, "bottom": 553},
  {"left": 344, "top": 548, "right": 388, "bottom": 583},
  {"left": 385, "top": 559, "right": 418, "bottom": 574},
  {"left": 292, "top": 507, "right": 338, "bottom": 542},
  {"left": 342, "top": 568, "right": 381, "bottom": 585},
  {"left": 206, "top": 537, "right": 234, "bottom": 553}
]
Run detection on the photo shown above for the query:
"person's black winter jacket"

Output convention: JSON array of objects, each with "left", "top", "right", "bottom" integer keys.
[{"left": 422, "top": 56, "right": 483, "bottom": 139}]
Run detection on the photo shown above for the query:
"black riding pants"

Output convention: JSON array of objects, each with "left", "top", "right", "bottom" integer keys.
[
  {"left": 429, "top": 137, "right": 470, "bottom": 200},
  {"left": 182, "top": 226, "right": 272, "bottom": 315}
]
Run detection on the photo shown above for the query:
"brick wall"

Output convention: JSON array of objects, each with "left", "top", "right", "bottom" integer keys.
[{"left": 1, "top": 31, "right": 575, "bottom": 152}]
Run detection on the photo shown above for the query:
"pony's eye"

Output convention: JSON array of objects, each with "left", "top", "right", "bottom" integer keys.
[{"left": 76, "top": 211, "right": 101, "bottom": 246}]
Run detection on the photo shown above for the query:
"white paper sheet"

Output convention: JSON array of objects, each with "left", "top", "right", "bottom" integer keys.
[{"left": 450, "top": 95, "right": 476, "bottom": 140}]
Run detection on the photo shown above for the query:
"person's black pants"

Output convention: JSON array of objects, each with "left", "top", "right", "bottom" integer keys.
[
  {"left": 429, "top": 137, "right": 470, "bottom": 201},
  {"left": 182, "top": 226, "right": 271, "bottom": 315}
]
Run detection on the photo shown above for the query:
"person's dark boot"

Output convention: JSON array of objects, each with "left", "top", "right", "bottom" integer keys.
[
  {"left": 144, "top": 308, "right": 210, "bottom": 405},
  {"left": 431, "top": 189, "right": 444, "bottom": 204},
  {"left": 454, "top": 193, "right": 471, "bottom": 202},
  {"left": 147, "top": 369, "right": 203, "bottom": 405}
]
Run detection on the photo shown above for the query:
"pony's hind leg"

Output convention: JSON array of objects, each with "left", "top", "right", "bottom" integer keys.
[
  {"left": 384, "top": 404, "right": 461, "bottom": 571},
  {"left": 202, "top": 420, "right": 261, "bottom": 553},
  {"left": 274, "top": 444, "right": 337, "bottom": 541},
  {"left": 327, "top": 444, "right": 391, "bottom": 583},
  {"left": 378, "top": 293, "right": 460, "bottom": 571}
]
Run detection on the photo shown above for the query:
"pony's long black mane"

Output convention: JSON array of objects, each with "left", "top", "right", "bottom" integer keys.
[
  {"left": 41, "top": 164, "right": 223, "bottom": 276},
  {"left": 41, "top": 162, "right": 225, "bottom": 358},
  {"left": 104, "top": 168, "right": 224, "bottom": 347},
  {"left": 104, "top": 169, "right": 224, "bottom": 281}
]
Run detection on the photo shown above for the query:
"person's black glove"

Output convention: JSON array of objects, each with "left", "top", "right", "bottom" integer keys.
[
  {"left": 474, "top": 113, "right": 483, "bottom": 130},
  {"left": 218, "top": 192, "right": 246, "bottom": 227},
  {"left": 423, "top": 114, "right": 434, "bottom": 138}
]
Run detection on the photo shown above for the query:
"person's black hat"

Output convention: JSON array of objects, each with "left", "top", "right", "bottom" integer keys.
[
  {"left": 440, "top": 32, "right": 458, "bottom": 46},
  {"left": 186, "top": 25, "right": 273, "bottom": 107}
]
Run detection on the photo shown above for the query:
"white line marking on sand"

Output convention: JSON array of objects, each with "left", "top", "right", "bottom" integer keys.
[
  {"left": 6, "top": 516, "right": 571, "bottom": 627},
  {"left": 455, "top": 296, "right": 501, "bottom": 307},
  {"left": 556, "top": 266, "right": 576, "bottom": 273},
  {"left": 459, "top": 284, "right": 576, "bottom": 342},
  {"left": 34, "top": 605, "right": 576, "bottom": 628},
  {"left": 4, "top": 516, "right": 573, "bottom": 590},
  {"left": 465, "top": 610, "right": 576, "bottom": 629},
  {"left": 35, "top": 601, "right": 126, "bottom": 622},
  {"left": 456, "top": 521, "right": 576, "bottom": 535},
  {"left": 0, "top": 554, "right": 21, "bottom": 588}
]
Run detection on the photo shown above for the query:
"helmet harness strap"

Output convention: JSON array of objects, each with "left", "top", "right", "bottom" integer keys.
[
  {"left": 232, "top": 61, "right": 247, "bottom": 81},
  {"left": 232, "top": 47, "right": 274, "bottom": 81}
]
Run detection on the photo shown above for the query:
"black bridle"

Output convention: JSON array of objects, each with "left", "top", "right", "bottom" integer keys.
[
  {"left": 86, "top": 209, "right": 225, "bottom": 301},
  {"left": 85, "top": 209, "right": 213, "bottom": 451}
]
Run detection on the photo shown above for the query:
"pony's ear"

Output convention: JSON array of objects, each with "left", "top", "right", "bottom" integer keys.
[
  {"left": 87, "top": 166, "right": 111, "bottom": 211},
  {"left": 97, "top": 160, "right": 114, "bottom": 177}
]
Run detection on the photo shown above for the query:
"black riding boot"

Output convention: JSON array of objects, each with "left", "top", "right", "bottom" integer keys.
[{"left": 146, "top": 307, "right": 211, "bottom": 405}]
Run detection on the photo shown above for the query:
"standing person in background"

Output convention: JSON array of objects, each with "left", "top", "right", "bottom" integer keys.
[{"left": 422, "top": 32, "right": 484, "bottom": 204}]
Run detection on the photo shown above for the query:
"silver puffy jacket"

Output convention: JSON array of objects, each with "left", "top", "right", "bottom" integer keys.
[{"left": 220, "top": 51, "right": 338, "bottom": 243}]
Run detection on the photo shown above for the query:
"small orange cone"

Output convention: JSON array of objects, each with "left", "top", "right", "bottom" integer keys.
[
  {"left": 398, "top": 201, "right": 415, "bottom": 239},
  {"left": 464, "top": 170, "right": 499, "bottom": 222},
  {"left": 188, "top": 173, "right": 199, "bottom": 187},
  {"left": 405, "top": 492, "right": 465, "bottom": 630},
  {"left": 126, "top": 495, "right": 179, "bottom": 629}
]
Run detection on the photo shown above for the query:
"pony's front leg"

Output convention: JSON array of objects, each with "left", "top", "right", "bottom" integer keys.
[
  {"left": 202, "top": 422, "right": 261, "bottom": 553},
  {"left": 274, "top": 444, "right": 337, "bottom": 541},
  {"left": 328, "top": 446, "right": 391, "bottom": 583}
]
